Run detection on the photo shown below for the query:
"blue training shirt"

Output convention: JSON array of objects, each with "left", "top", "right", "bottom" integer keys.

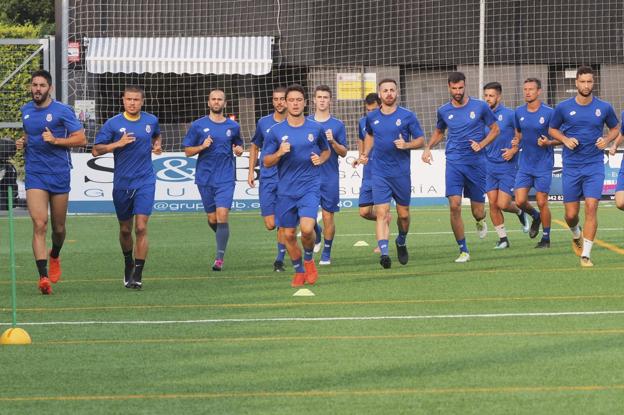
[
  {"left": 485, "top": 104, "right": 517, "bottom": 170},
  {"left": 21, "top": 100, "right": 83, "bottom": 175},
  {"left": 550, "top": 97, "right": 618, "bottom": 167},
  {"left": 95, "top": 112, "right": 160, "bottom": 190},
  {"left": 436, "top": 97, "right": 497, "bottom": 163},
  {"left": 514, "top": 103, "right": 554, "bottom": 174},
  {"left": 307, "top": 115, "right": 347, "bottom": 186},
  {"left": 251, "top": 113, "right": 281, "bottom": 182},
  {"left": 365, "top": 106, "right": 424, "bottom": 178},
  {"left": 183, "top": 116, "right": 243, "bottom": 186},
  {"left": 263, "top": 118, "right": 329, "bottom": 198},
  {"left": 358, "top": 116, "right": 373, "bottom": 181}
]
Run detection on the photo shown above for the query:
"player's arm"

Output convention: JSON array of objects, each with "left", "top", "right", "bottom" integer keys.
[
  {"left": 184, "top": 136, "right": 212, "bottom": 157},
  {"left": 609, "top": 133, "right": 624, "bottom": 155},
  {"left": 473, "top": 122, "right": 499, "bottom": 151},
  {"left": 326, "top": 127, "right": 348, "bottom": 157},
  {"left": 596, "top": 125, "right": 620, "bottom": 150},
  {"left": 359, "top": 133, "right": 374, "bottom": 165},
  {"left": 397, "top": 135, "right": 424, "bottom": 150},
  {"left": 311, "top": 148, "right": 331, "bottom": 166},
  {"left": 43, "top": 127, "right": 87, "bottom": 148},
  {"left": 247, "top": 142, "right": 259, "bottom": 187},
  {"left": 151, "top": 134, "right": 162, "bottom": 155},
  {"left": 548, "top": 127, "right": 578, "bottom": 150},
  {"left": 92, "top": 130, "right": 136, "bottom": 156},
  {"left": 231, "top": 129, "right": 244, "bottom": 156},
  {"left": 263, "top": 139, "right": 289, "bottom": 168},
  {"left": 15, "top": 134, "right": 26, "bottom": 150},
  {"left": 422, "top": 128, "right": 445, "bottom": 164}
]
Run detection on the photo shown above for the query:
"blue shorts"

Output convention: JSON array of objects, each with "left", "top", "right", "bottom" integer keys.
[
  {"left": 320, "top": 181, "right": 340, "bottom": 213},
  {"left": 276, "top": 192, "right": 320, "bottom": 229},
  {"left": 25, "top": 171, "right": 70, "bottom": 194},
  {"left": 259, "top": 178, "right": 278, "bottom": 217},
  {"left": 198, "top": 182, "right": 235, "bottom": 213},
  {"left": 562, "top": 164, "right": 604, "bottom": 202},
  {"left": 113, "top": 184, "right": 155, "bottom": 221},
  {"left": 485, "top": 166, "right": 517, "bottom": 196},
  {"left": 372, "top": 175, "right": 411, "bottom": 206},
  {"left": 515, "top": 169, "right": 552, "bottom": 194},
  {"left": 359, "top": 177, "right": 374, "bottom": 207},
  {"left": 617, "top": 166, "right": 624, "bottom": 193},
  {"left": 445, "top": 161, "right": 486, "bottom": 203}
]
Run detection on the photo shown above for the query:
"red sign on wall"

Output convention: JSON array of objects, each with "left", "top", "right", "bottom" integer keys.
[{"left": 68, "top": 41, "right": 80, "bottom": 63}]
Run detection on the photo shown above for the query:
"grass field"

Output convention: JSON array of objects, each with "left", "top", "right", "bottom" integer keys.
[{"left": 1, "top": 204, "right": 624, "bottom": 414}]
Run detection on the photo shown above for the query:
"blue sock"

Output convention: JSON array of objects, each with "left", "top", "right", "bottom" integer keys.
[
  {"left": 314, "top": 222, "right": 322, "bottom": 244},
  {"left": 291, "top": 258, "right": 305, "bottom": 273},
  {"left": 457, "top": 238, "right": 469, "bottom": 253},
  {"left": 542, "top": 227, "right": 550, "bottom": 241},
  {"left": 215, "top": 223, "right": 229, "bottom": 260},
  {"left": 304, "top": 249, "right": 314, "bottom": 261},
  {"left": 322, "top": 239, "right": 333, "bottom": 257},
  {"left": 378, "top": 239, "right": 389, "bottom": 256},
  {"left": 276, "top": 243, "right": 286, "bottom": 262},
  {"left": 396, "top": 231, "right": 407, "bottom": 246}
]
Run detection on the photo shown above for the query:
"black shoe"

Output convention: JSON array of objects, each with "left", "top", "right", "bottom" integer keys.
[
  {"left": 380, "top": 255, "right": 392, "bottom": 269},
  {"left": 529, "top": 216, "right": 541, "bottom": 239},
  {"left": 396, "top": 241, "right": 408, "bottom": 265},
  {"left": 133, "top": 271, "right": 142, "bottom": 288},
  {"left": 535, "top": 239, "right": 550, "bottom": 248},
  {"left": 124, "top": 263, "right": 134, "bottom": 287},
  {"left": 273, "top": 260, "right": 285, "bottom": 272}
]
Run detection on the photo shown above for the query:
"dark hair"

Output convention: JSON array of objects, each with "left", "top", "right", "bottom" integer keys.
[
  {"left": 31, "top": 69, "right": 52, "bottom": 86},
  {"left": 378, "top": 78, "right": 397, "bottom": 87},
  {"left": 314, "top": 84, "right": 332, "bottom": 97},
  {"left": 273, "top": 86, "right": 287, "bottom": 95},
  {"left": 448, "top": 71, "right": 466, "bottom": 84},
  {"left": 364, "top": 92, "right": 381, "bottom": 105},
  {"left": 285, "top": 84, "right": 306, "bottom": 99},
  {"left": 483, "top": 82, "right": 502, "bottom": 93},
  {"left": 576, "top": 66, "right": 594, "bottom": 78},
  {"left": 123, "top": 85, "right": 145, "bottom": 98},
  {"left": 524, "top": 77, "right": 542, "bottom": 89}
]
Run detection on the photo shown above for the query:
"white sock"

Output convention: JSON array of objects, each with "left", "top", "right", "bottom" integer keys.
[
  {"left": 570, "top": 225, "right": 582, "bottom": 239},
  {"left": 581, "top": 238, "right": 593, "bottom": 258},
  {"left": 495, "top": 224, "right": 507, "bottom": 238}
]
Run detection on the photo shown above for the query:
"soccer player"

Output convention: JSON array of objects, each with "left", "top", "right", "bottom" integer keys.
[
  {"left": 482, "top": 82, "right": 529, "bottom": 249},
  {"left": 513, "top": 78, "right": 557, "bottom": 248},
  {"left": 92, "top": 85, "right": 162, "bottom": 289},
  {"left": 263, "top": 84, "right": 330, "bottom": 287},
  {"left": 422, "top": 72, "right": 499, "bottom": 263},
  {"left": 549, "top": 66, "right": 619, "bottom": 267},
  {"left": 610, "top": 131, "right": 624, "bottom": 210},
  {"left": 183, "top": 89, "right": 244, "bottom": 271},
  {"left": 359, "top": 79, "right": 425, "bottom": 269},
  {"left": 308, "top": 85, "right": 348, "bottom": 265},
  {"left": 248, "top": 87, "right": 288, "bottom": 272},
  {"left": 16, "top": 70, "right": 86, "bottom": 295}
]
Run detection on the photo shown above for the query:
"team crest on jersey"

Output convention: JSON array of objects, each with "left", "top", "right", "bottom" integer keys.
[
  {"left": 281, "top": 135, "right": 288, "bottom": 142},
  {"left": 373, "top": 120, "right": 380, "bottom": 125},
  {"left": 470, "top": 111, "right": 476, "bottom": 119},
  {"left": 226, "top": 129, "right": 232, "bottom": 137},
  {"left": 498, "top": 114, "right": 503, "bottom": 121},
  {"left": 539, "top": 117, "right": 544, "bottom": 124},
  {"left": 146, "top": 125, "right": 151, "bottom": 133},
  {"left": 595, "top": 109, "right": 601, "bottom": 117},
  {"left": 307, "top": 133, "right": 314, "bottom": 142},
  {"left": 448, "top": 114, "right": 454, "bottom": 120},
  {"left": 570, "top": 111, "right": 576, "bottom": 116},
  {"left": 203, "top": 128, "right": 210, "bottom": 133},
  {"left": 46, "top": 113, "right": 53, "bottom": 122},
  {"left": 119, "top": 127, "right": 127, "bottom": 133},
  {"left": 395, "top": 119, "right": 402, "bottom": 126}
]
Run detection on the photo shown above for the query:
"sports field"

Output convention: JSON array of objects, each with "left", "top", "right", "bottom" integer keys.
[{"left": 1, "top": 204, "right": 624, "bottom": 414}]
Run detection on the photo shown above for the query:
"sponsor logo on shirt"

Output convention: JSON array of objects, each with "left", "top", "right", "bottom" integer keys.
[
  {"left": 266, "top": 129, "right": 270, "bottom": 133},
  {"left": 24, "top": 114, "right": 30, "bottom": 120},
  {"left": 470, "top": 111, "right": 475, "bottom": 119},
  {"left": 373, "top": 120, "right": 380, "bottom": 125},
  {"left": 46, "top": 114, "right": 53, "bottom": 122},
  {"left": 203, "top": 128, "right": 210, "bottom": 133},
  {"left": 570, "top": 111, "right": 576, "bottom": 116},
  {"left": 395, "top": 119, "right": 402, "bottom": 126},
  {"left": 307, "top": 133, "right": 314, "bottom": 142},
  {"left": 448, "top": 114, "right": 454, "bottom": 120},
  {"left": 281, "top": 135, "right": 288, "bottom": 142},
  {"left": 146, "top": 125, "right": 151, "bottom": 133},
  {"left": 520, "top": 117, "right": 525, "bottom": 122},
  {"left": 595, "top": 109, "right": 601, "bottom": 117},
  {"left": 539, "top": 117, "right": 544, "bottom": 124}
]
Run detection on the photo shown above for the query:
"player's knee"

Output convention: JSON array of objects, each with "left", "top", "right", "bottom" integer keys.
[
  {"left": 51, "top": 223, "right": 65, "bottom": 236},
  {"left": 32, "top": 218, "right": 48, "bottom": 234},
  {"left": 135, "top": 223, "right": 148, "bottom": 237},
  {"left": 359, "top": 207, "right": 369, "bottom": 219},
  {"left": 536, "top": 199, "right": 548, "bottom": 210},
  {"left": 616, "top": 199, "right": 624, "bottom": 210}
]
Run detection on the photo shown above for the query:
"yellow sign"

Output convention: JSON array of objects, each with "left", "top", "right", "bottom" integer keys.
[{"left": 336, "top": 73, "right": 376, "bottom": 100}]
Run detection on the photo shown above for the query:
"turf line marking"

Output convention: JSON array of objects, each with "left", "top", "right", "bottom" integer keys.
[
  {"left": 6, "top": 294, "right": 624, "bottom": 313},
  {"left": 39, "top": 328, "right": 624, "bottom": 346},
  {"left": 2, "top": 384, "right": 624, "bottom": 402},
  {"left": 553, "top": 219, "right": 624, "bottom": 256},
  {"left": 2, "top": 309, "right": 624, "bottom": 327}
]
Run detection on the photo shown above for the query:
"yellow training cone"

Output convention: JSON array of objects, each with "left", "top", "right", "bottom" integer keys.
[{"left": 0, "top": 327, "right": 32, "bottom": 345}]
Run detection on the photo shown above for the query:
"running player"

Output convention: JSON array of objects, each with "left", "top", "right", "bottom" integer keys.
[
  {"left": 183, "top": 89, "right": 244, "bottom": 271},
  {"left": 93, "top": 85, "right": 162, "bottom": 289},
  {"left": 16, "top": 69, "right": 86, "bottom": 294}
]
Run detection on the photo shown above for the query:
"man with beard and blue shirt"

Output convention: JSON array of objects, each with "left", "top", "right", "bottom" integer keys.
[
  {"left": 422, "top": 72, "right": 499, "bottom": 263},
  {"left": 308, "top": 85, "right": 348, "bottom": 265},
  {"left": 248, "top": 87, "right": 287, "bottom": 272},
  {"left": 93, "top": 85, "right": 162, "bottom": 289},
  {"left": 549, "top": 66, "right": 619, "bottom": 267},
  {"left": 359, "top": 78, "right": 425, "bottom": 269},
  {"left": 263, "top": 84, "right": 330, "bottom": 288},
  {"left": 16, "top": 70, "right": 86, "bottom": 295},
  {"left": 482, "top": 82, "right": 529, "bottom": 249},
  {"left": 513, "top": 78, "right": 557, "bottom": 249},
  {"left": 184, "top": 89, "right": 244, "bottom": 271}
]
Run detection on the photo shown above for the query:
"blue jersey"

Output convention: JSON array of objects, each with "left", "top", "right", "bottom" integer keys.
[
  {"left": 485, "top": 104, "right": 517, "bottom": 168},
  {"left": 550, "top": 97, "right": 618, "bottom": 167},
  {"left": 95, "top": 112, "right": 160, "bottom": 190},
  {"left": 21, "top": 100, "right": 83, "bottom": 175},
  {"left": 514, "top": 103, "right": 554, "bottom": 173},
  {"left": 251, "top": 113, "right": 281, "bottom": 181},
  {"left": 183, "top": 116, "right": 243, "bottom": 186},
  {"left": 436, "top": 97, "right": 497, "bottom": 163},
  {"left": 365, "top": 106, "right": 424, "bottom": 178},
  {"left": 307, "top": 115, "right": 347, "bottom": 184},
  {"left": 358, "top": 116, "right": 373, "bottom": 180},
  {"left": 263, "top": 119, "right": 329, "bottom": 198}
]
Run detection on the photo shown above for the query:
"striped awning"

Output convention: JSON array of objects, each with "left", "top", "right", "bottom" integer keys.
[{"left": 85, "top": 37, "right": 273, "bottom": 75}]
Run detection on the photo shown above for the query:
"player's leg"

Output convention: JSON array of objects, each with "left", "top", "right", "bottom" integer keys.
[
  {"left": 390, "top": 175, "right": 411, "bottom": 265},
  {"left": 263, "top": 215, "right": 276, "bottom": 231},
  {"left": 113, "top": 189, "right": 136, "bottom": 287},
  {"left": 372, "top": 175, "right": 394, "bottom": 268},
  {"left": 468, "top": 164, "right": 488, "bottom": 239},
  {"left": 563, "top": 168, "right": 583, "bottom": 257},
  {"left": 515, "top": 171, "right": 541, "bottom": 237},
  {"left": 48, "top": 192, "right": 69, "bottom": 282},
  {"left": 534, "top": 192, "right": 551, "bottom": 248},
  {"left": 488, "top": 189, "right": 508, "bottom": 249},
  {"left": 260, "top": 179, "right": 285, "bottom": 271},
  {"left": 127, "top": 184, "right": 155, "bottom": 287},
  {"left": 26, "top": 188, "right": 52, "bottom": 293},
  {"left": 319, "top": 209, "right": 335, "bottom": 265},
  {"left": 616, "top": 191, "right": 624, "bottom": 210},
  {"left": 499, "top": 170, "right": 527, "bottom": 231},
  {"left": 446, "top": 163, "right": 469, "bottom": 262},
  {"left": 577, "top": 168, "right": 605, "bottom": 266},
  {"left": 299, "top": 192, "right": 321, "bottom": 284}
]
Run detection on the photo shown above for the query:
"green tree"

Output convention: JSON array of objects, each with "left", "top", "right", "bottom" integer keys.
[{"left": 0, "top": 0, "right": 54, "bottom": 35}]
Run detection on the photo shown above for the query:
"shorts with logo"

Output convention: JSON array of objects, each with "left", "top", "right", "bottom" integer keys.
[
  {"left": 320, "top": 181, "right": 340, "bottom": 212},
  {"left": 562, "top": 163, "right": 604, "bottom": 202},
  {"left": 372, "top": 174, "right": 411, "bottom": 206},
  {"left": 358, "top": 177, "right": 374, "bottom": 207},
  {"left": 485, "top": 164, "right": 517, "bottom": 196},
  {"left": 25, "top": 171, "right": 70, "bottom": 194},
  {"left": 259, "top": 178, "right": 278, "bottom": 217},
  {"left": 445, "top": 161, "right": 486, "bottom": 203},
  {"left": 198, "top": 182, "right": 235, "bottom": 213},
  {"left": 276, "top": 191, "right": 320, "bottom": 229},
  {"left": 113, "top": 183, "right": 155, "bottom": 221},
  {"left": 514, "top": 169, "right": 552, "bottom": 194}
]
